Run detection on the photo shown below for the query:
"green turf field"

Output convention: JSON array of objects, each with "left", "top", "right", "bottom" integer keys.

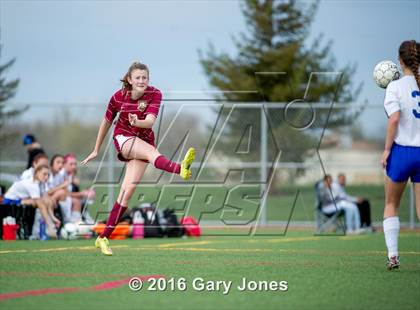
[
  {"left": 1, "top": 179, "right": 416, "bottom": 224},
  {"left": 86, "top": 184, "right": 417, "bottom": 224},
  {"left": 0, "top": 231, "right": 419, "bottom": 309}
]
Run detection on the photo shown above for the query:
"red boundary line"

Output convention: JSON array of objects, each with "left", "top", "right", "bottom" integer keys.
[{"left": 0, "top": 275, "right": 164, "bottom": 301}]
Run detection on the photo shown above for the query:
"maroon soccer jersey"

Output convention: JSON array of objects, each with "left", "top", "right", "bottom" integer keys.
[{"left": 105, "top": 86, "right": 162, "bottom": 144}]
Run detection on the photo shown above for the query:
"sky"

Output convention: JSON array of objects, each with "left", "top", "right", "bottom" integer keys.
[{"left": 1, "top": 0, "right": 419, "bottom": 137}]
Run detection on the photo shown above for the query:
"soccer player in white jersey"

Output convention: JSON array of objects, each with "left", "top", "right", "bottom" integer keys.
[{"left": 381, "top": 40, "right": 420, "bottom": 270}]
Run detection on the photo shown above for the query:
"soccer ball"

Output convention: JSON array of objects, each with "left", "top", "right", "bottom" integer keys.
[
  {"left": 60, "top": 221, "right": 93, "bottom": 240},
  {"left": 75, "top": 221, "right": 93, "bottom": 237},
  {"left": 373, "top": 60, "right": 400, "bottom": 88},
  {"left": 60, "top": 223, "right": 78, "bottom": 240}
]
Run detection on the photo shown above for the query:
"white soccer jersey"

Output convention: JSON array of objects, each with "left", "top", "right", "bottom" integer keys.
[
  {"left": 57, "top": 168, "right": 73, "bottom": 192},
  {"left": 384, "top": 75, "right": 420, "bottom": 147},
  {"left": 20, "top": 167, "right": 34, "bottom": 180},
  {"left": 48, "top": 169, "right": 67, "bottom": 189},
  {"left": 5, "top": 178, "right": 42, "bottom": 200}
]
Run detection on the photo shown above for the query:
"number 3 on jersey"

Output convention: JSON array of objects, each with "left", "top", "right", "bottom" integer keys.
[{"left": 413, "top": 90, "right": 420, "bottom": 119}]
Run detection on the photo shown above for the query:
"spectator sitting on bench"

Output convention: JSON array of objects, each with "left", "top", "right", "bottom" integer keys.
[
  {"left": 337, "top": 173, "right": 373, "bottom": 231},
  {"left": 20, "top": 153, "right": 66, "bottom": 215},
  {"left": 47, "top": 154, "right": 73, "bottom": 223},
  {"left": 63, "top": 154, "right": 95, "bottom": 223},
  {"left": 319, "top": 174, "right": 362, "bottom": 234},
  {"left": 20, "top": 153, "right": 49, "bottom": 180},
  {"left": 4, "top": 164, "right": 60, "bottom": 237}
]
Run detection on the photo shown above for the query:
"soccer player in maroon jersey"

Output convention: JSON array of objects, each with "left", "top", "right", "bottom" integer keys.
[{"left": 81, "top": 61, "right": 195, "bottom": 255}]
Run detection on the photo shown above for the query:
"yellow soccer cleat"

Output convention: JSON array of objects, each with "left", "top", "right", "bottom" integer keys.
[
  {"left": 180, "top": 147, "right": 195, "bottom": 180},
  {"left": 95, "top": 236, "right": 113, "bottom": 256}
]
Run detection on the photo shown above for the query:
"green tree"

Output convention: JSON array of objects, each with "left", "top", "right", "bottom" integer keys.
[
  {"left": 199, "top": 0, "right": 362, "bottom": 170},
  {"left": 0, "top": 48, "right": 24, "bottom": 145}
]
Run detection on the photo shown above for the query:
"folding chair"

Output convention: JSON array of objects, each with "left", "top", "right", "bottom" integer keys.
[{"left": 314, "top": 180, "right": 344, "bottom": 233}]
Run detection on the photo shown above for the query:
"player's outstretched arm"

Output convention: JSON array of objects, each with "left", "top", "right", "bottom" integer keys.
[
  {"left": 128, "top": 113, "right": 156, "bottom": 128},
  {"left": 81, "top": 118, "right": 112, "bottom": 165}
]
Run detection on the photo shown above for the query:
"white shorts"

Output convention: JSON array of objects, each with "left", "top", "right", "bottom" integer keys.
[
  {"left": 114, "top": 135, "right": 135, "bottom": 151},
  {"left": 113, "top": 134, "right": 150, "bottom": 163}
]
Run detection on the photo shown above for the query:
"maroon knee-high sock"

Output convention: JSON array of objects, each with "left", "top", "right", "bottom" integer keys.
[
  {"left": 154, "top": 155, "right": 181, "bottom": 174},
  {"left": 100, "top": 202, "right": 127, "bottom": 238}
]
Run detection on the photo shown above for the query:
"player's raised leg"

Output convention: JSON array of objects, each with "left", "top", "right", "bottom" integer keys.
[
  {"left": 121, "top": 137, "right": 195, "bottom": 180},
  {"left": 95, "top": 159, "right": 148, "bottom": 255},
  {"left": 383, "top": 176, "right": 407, "bottom": 270}
]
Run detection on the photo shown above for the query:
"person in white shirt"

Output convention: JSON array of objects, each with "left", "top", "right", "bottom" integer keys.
[
  {"left": 21, "top": 153, "right": 69, "bottom": 219},
  {"left": 20, "top": 153, "right": 49, "bottom": 181},
  {"left": 47, "top": 154, "right": 73, "bottom": 223},
  {"left": 337, "top": 173, "right": 372, "bottom": 230},
  {"left": 381, "top": 40, "right": 420, "bottom": 270},
  {"left": 47, "top": 155, "right": 67, "bottom": 193},
  {"left": 63, "top": 154, "right": 95, "bottom": 223},
  {"left": 5, "top": 164, "right": 60, "bottom": 238},
  {"left": 319, "top": 175, "right": 361, "bottom": 234}
]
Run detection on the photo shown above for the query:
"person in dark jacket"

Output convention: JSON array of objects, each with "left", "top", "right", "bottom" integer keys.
[{"left": 23, "top": 134, "right": 45, "bottom": 169}]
